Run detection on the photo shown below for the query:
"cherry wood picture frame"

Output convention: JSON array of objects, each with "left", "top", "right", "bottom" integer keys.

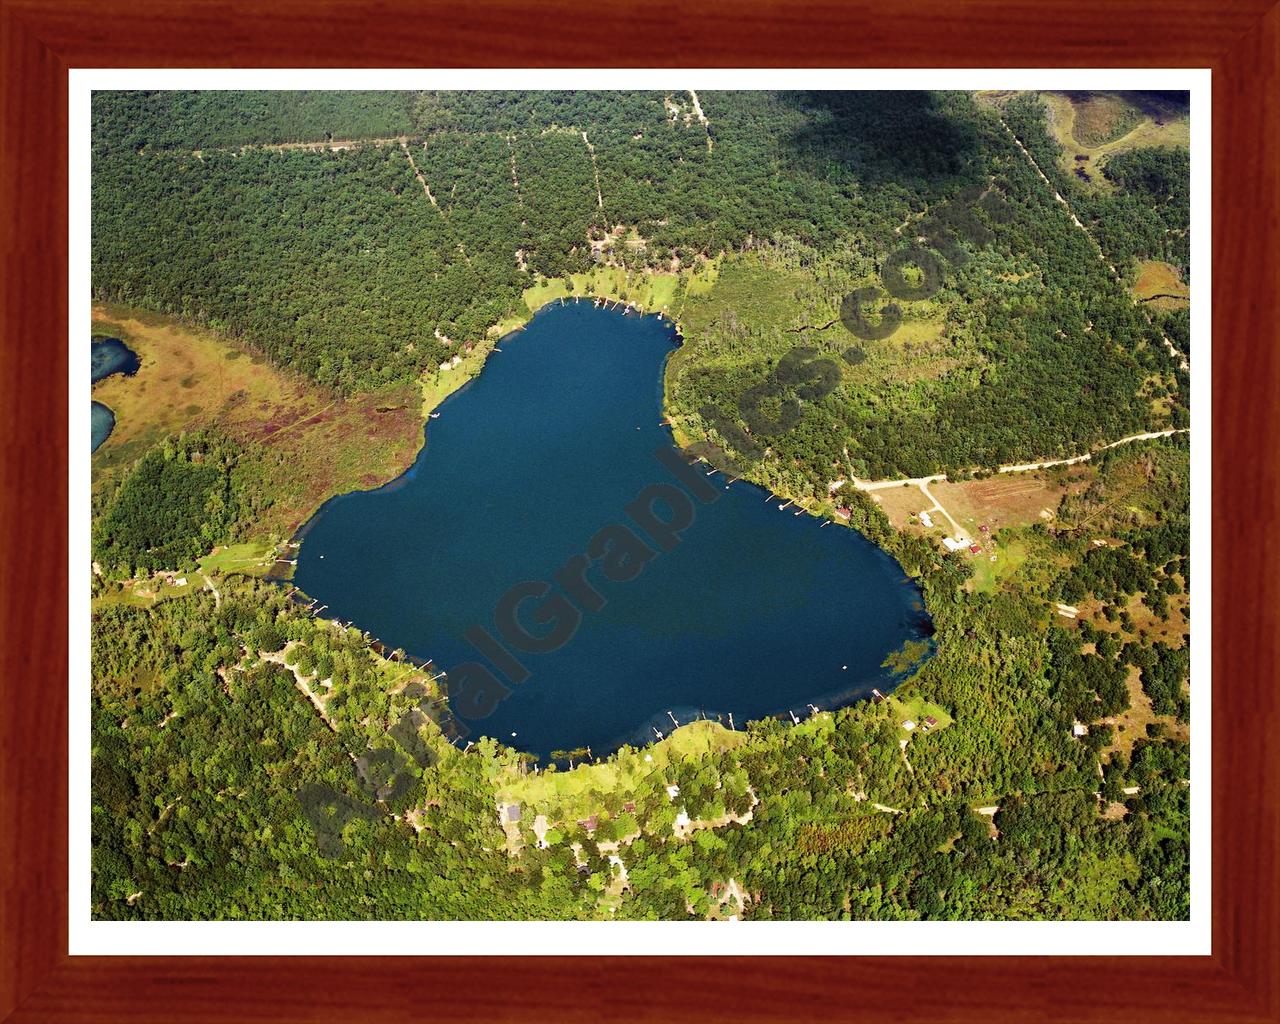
[{"left": 2, "top": 1, "right": 1276, "bottom": 1020}]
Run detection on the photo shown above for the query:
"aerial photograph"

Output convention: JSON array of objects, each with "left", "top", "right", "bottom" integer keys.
[{"left": 89, "top": 88, "right": 1191, "bottom": 922}]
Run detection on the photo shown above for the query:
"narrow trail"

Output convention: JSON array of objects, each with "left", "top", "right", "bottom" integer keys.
[
  {"left": 399, "top": 139, "right": 440, "bottom": 209},
  {"left": 258, "top": 399, "right": 339, "bottom": 444},
  {"left": 199, "top": 572, "right": 221, "bottom": 609},
  {"left": 581, "top": 131, "right": 604, "bottom": 209},
  {"left": 400, "top": 139, "right": 470, "bottom": 266},
  {"left": 187, "top": 135, "right": 406, "bottom": 157},
  {"left": 260, "top": 645, "right": 337, "bottom": 732},
  {"left": 997, "top": 115, "right": 1189, "bottom": 373},
  {"left": 688, "top": 90, "right": 713, "bottom": 153},
  {"left": 918, "top": 480, "right": 966, "bottom": 538},
  {"left": 507, "top": 135, "right": 525, "bottom": 209}
]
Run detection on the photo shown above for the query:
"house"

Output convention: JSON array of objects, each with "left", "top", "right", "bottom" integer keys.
[
  {"left": 922, "top": 715, "right": 939, "bottom": 729},
  {"left": 577, "top": 814, "right": 599, "bottom": 832},
  {"left": 942, "top": 536, "right": 966, "bottom": 552},
  {"left": 505, "top": 802, "right": 521, "bottom": 823},
  {"left": 834, "top": 507, "right": 851, "bottom": 520},
  {"left": 969, "top": 544, "right": 982, "bottom": 555},
  {"left": 902, "top": 720, "right": 917, "bottom": 731},
  {"left": 1072, "top": 721, "right": 1089, "bottom": 738},
  {"left": 623, "top": 801, "right": 636, "bottom": 813},
  {"left": 918, "top": 510, "right": 934, "bottom": 528}
]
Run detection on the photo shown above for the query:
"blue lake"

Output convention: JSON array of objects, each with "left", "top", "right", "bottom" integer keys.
[
  {"left": 91, "top": 335, "right": 140, "bottom": 452},
  {"left": 294, "top": 303, "right": 932, "bottom": 760}
]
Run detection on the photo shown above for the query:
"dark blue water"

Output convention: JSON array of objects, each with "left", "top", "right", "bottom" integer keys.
[
  {"left": 294, "top": 302, "right": 931, "bottom": 760},
  {"left": 91, "top": 335, "right": 140, "bottom": 451}
]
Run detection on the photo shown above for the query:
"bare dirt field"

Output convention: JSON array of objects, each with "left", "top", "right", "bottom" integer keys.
[
  {"left": 867, "top": 482, "right": 934, "bottom": 532},
  {"left": 930, "top": 468, "right": 1092, "bottom": 535}
]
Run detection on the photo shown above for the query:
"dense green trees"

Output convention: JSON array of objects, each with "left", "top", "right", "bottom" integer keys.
[
  {"left": 92, "top": 90, "right": 417, "bottom": 150},
  {"left": 92, "top": 90, "right": 1003, "bottom": 394},
  {"left": 92, "top": 430, "right": 261, "bottom": 576}
]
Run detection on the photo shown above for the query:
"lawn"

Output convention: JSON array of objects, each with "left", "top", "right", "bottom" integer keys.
[
  {"left": 198, "top": 540, "right": 277, "bottom": 577},
  {"left": 967, "top": 535, "right": 1028, "bottom": 594},
  {"left": 887, "top": 693, "right": 953, "bottom": 733},
  {"left": 419, "top": 332, "right": 499, "bottom": 417},
  {"left": 495, "top": 719, "right": 744, "bottom": 818},
  {"left": 521, "top": 261, "right": 713, "bottom": 322}
]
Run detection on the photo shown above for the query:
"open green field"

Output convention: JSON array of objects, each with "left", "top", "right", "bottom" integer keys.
[
  {"left": 198, "top": 540, "right": 277, "bottom": 578},
  {"left": 967, "top": 535, "right": 1029, "bottom": 594}
]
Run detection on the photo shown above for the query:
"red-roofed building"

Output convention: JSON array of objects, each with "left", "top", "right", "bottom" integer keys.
[{"left": 969, "top": 544, "right": 982, "bottom": 554}]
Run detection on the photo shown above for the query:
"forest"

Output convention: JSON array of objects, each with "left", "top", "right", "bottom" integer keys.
[
  {"left": 90, "top": 90, "right": 1192, "bottom": 922},
  {"left": 91, "top": 435, "right": 1191, "bottom": 921}
]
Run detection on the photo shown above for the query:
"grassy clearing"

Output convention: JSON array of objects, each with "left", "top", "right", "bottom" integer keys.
[
  {"left": 521, "top": 260, "right": 718, "bottom": 323},
  {"left": 495, "top": 719, "right": 743, "bottom": 818},
  {"left": 1063, "top": 92, "right": 1146, "bottom": 147},
  {"left": 92, "top": 571, "right": 201, "bottom": 612},
  {"left": 887, "top": 694, "right": 952, "bottom": 733},
  {"left": 1039, "top": 91, "right": 1190, "bottom": 189},
  {"left": 1077, "top": 589, "right": 1189, "bottom": 651},
  {"left": 1099, "top": 667, "right": 1188, "bottom": 763},
  {"left": 1132, "top": 260, "right": 1190, "bottom": 310},
  {"left": 967, "top": 535, "right": 1028, "bottom": 594},
  {"left": 198, "top": 540, "right": 277, "bottom": 578},
  {"left": 91, "top": 305, "right": 425, "bottom": 538}
]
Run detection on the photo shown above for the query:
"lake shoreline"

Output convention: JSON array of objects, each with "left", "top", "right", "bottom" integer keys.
[
  {"left": 289, "top": 301, "right": 935, "bottom": 762},
  {"left": 90, "top": 334, "right": 141, "bottom": 452}
]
